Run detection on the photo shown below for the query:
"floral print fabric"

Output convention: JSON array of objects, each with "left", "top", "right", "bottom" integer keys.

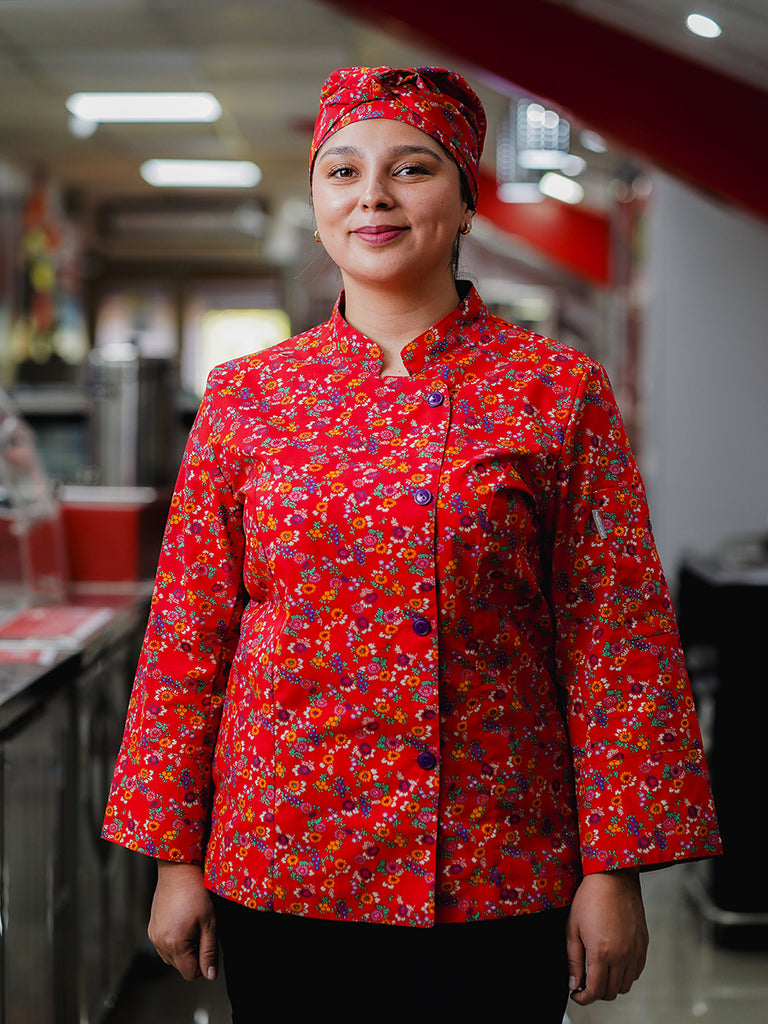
[{"left": 103, "top": 285, "right": 720, "bottom": 926}]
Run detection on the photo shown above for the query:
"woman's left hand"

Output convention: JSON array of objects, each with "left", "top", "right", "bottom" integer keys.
[{"left": 566, "top": 868, "right": 649, "bottom": 1005}]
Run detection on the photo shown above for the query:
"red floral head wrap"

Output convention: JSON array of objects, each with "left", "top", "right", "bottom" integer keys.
[{"left": 310, "top": 66, "right": 486, "bottom": 207}]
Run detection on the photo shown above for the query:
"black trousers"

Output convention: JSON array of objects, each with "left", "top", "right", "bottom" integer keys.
[{"left": 214, "top": 895, "right": 571, "bottom": 1022}]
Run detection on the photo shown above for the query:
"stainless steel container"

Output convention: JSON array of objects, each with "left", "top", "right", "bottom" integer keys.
[{"left": 88, "top": 346, "right": 176, "bottom": 488}]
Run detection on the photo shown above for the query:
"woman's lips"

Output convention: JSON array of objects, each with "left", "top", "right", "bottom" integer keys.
[{"left": 353, "top": 225, "right": 408, "bottom": 245}]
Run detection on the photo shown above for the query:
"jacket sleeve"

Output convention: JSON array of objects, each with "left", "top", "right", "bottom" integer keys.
[
  {"left": 102, "top": 372, "right": 247, "bottom": 863},
  {"left": 549, "top": 359, "right": 721, "bottom": 873}
]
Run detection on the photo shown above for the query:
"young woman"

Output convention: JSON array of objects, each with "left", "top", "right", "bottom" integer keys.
[{"left": 104, "top": 67, "right": 720, "bottom": 1021}]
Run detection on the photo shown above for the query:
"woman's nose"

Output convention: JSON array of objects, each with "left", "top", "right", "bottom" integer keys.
[{"left": 360, "top": 174, "right": 393, "bottom": 209}]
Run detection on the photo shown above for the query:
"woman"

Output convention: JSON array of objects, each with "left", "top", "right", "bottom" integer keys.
[{"left": 104, "top": 67, "right": 720, "bottom": 1020}]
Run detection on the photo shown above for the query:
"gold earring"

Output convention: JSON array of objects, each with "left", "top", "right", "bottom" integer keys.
[
  {"left": 460, "top": 223, "right": 472, "bottom": 236},
  {"left": 313, "top": 229, "right": 322, "bottom": 243}
]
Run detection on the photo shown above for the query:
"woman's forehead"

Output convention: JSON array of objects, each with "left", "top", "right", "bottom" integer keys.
[{"left": 314, "top": 118, "right": 444, "bottom": 160}]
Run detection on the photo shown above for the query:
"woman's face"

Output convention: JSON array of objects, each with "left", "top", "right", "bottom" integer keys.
[{"left": 311, "top": 118, "right": 471, "bottom": 296}]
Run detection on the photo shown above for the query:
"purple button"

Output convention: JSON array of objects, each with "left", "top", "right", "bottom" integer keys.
[
  {"left": 412, "top": 616, "right": 432, "bottom": 636},
  {"left": 417, "top": 751, "right": 437, "bottom": 770},
  {"left": 425, "top": 391, "right": 444, "bottom": 407},
  {"left": 413, "top": 488, "right": 434, "bottom": 506}
]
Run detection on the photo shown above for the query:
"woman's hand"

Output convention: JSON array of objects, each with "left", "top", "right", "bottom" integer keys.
[
  {"left": 566, "top": 868, "right": 649, "bottom": 1005},
  {"left": 148, "top": 861, "right": 218, "bottom": 982}
]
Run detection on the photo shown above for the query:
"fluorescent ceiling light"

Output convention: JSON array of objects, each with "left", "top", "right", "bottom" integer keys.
[
  {"left": 497, "top": 182, "right": 544, "bottom": 204},
  {"left": 68, "top": 114, "right": 98, "bottom": 139},
  {"left": 560, "top": 155, "right": 586, "bottom": 177},
  {"left": 518, "top": 150, "right": 586, "bottom": 175},
  {"left": 538, "top": 172, "right": 584, "bottom": 204},
  {"left": 140, "top": 159, "right": 262, "bottom": 188},
  {"left": 518, "top": 149, "right": 569, "bottom": 170},
  {"left": 686, "top": 13, "right": 722, "bottom": 38},
  {"left": 66, "top": 92, "right": 222, "bottom": 123}
]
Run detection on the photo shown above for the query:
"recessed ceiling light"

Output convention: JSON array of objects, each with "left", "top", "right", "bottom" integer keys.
[
  {"left": 686, "top": 13, "right": 722, "bottom": 39},
  {"left": 580, "top": 130, "right": 607, "bottom": 154},
  {"left": 66, "top": 92, "right": 222, "bottom": 123},
  {"left": 538, "top": 172, "right": 584, "bottom": 205},
  {"left": 140, "top": 159, "right": 262, "bottom": 188}
]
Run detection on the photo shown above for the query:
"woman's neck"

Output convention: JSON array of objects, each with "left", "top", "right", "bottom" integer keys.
[{"left": 341, "top": 278, "right": 461, "bottom": 375}]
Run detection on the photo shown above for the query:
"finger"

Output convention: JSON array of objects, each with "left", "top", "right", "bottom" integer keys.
[
  {"left": 635, "top": 945, "right": 648, "bottom": 981},
  {"left": 198, "top": 917, "right": 218, "bottom": 981},
  {"left": 621, "top": 947, "right": 647, "bottom": 994},
  {"left": 565, "top": 920, "right": 586, "bottom": 994},
  {"left": 147, "top": 925, "right": 174, "bottom": 970},
  {"left": 572, "top": 957, "right": 608, "bottom": 1006},
  {"left": 619, "top": 963, "right": 635, "bottom": 996},
  {"left": 171, "top": 940, "right": 204, "bottom": 982},
  {"left": 152, "top": 931, "right": 203, "bottom": 982},
  {"left": 603, "top": 963, "right": 624, "bottom": 1001}
]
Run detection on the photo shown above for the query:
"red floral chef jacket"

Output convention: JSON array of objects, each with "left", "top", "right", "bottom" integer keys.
[{"left": 103, "top": 284, "right": 720, "bottom": 926}]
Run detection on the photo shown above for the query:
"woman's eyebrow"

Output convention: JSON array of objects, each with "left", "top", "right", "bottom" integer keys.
[
  {"left": 316, "top": 143, "right": 445, "bottom": 162},
  {"left": 388, "top": 144, "right": 445, "bottom": 161}
]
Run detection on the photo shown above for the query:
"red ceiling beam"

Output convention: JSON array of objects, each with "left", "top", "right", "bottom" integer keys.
[
  {"left": 321, "top": 0, "right": 768, "bottom": 224},
  {"left": 476, "top": 169, "right": 610, "bottom": 285}
]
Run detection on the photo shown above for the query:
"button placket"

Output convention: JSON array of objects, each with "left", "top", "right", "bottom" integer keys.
[
  {"left": 392, "top": 380, "right": 447, "bottom": 803},
  {"left": 407, "top": 381, "right": 449, "bottom": 643}
]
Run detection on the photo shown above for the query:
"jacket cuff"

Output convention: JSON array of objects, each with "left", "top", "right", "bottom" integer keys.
[{"left": 575, "top": 745, "right": 722, "bottom": 872}]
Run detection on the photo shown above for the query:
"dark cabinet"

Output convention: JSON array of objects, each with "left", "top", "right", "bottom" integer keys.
[
  {"left": 1, "top": 683, "right": 77, "bottom": 1023},
  {"left": 76, "top": 641, "right": 152, "bottom": 1023},
  {"left": 0, "top": 598, "right": 152, "bottom": 1022},
  {"left": 679, "top": 557, "right": 768, "bottom": 946}
]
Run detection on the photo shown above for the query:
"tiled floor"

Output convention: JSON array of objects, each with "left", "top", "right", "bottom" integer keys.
[{"left": 104, "top": 866, "right": 768, "bottom": 1023}]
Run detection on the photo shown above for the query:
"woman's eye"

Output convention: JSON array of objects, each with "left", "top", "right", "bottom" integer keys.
[
  {"left": 397, "top": 163, "right": 429, "bottom": 176},
  {"left": 329, "top": 166, "right": 355, "bottom": 178}
]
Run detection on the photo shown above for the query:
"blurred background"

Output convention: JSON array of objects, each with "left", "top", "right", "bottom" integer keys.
[{"left": 0, "top": 2, "right": 766, "bottom": 1022}]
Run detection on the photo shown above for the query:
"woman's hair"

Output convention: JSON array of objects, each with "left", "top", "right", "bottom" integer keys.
[{"left": 451, "top": 165, "right": 475, "bottom": 279}]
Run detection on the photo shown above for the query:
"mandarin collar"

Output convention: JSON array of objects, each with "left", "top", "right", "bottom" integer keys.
[{"left": 327, "top": 282, "right": 486, "bottom": 375}]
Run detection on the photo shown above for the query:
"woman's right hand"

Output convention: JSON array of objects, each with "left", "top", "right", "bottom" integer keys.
[{"left": 148, "top": 861, "right": 218, "bottom": 982}]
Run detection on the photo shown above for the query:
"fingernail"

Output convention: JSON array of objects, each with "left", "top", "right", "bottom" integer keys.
[
  {"left": 207, "top": 967, "right": 217, "bottom": 981},
  {"left": 569, "top": 976, "right": 577, "bottom": 991}
]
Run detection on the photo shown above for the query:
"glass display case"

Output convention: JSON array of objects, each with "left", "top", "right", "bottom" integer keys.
[{"left": 0, "top": 387, "right": 67, "bottom": 607}]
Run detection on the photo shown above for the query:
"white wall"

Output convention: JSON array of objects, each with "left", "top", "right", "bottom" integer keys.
[{"left": 642, "top": 174, "right": 768, "bottom": 579}]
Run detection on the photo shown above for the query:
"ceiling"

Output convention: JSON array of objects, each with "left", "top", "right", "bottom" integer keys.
[
  {"left": 0, "top": 0, "right": 475, "bottom": 207},
  {"left": 548, "top": 0, "right": 768, "bottom": 91},
  {"left": 0, "top": 0, "right": 766, "bottom": 231}
]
